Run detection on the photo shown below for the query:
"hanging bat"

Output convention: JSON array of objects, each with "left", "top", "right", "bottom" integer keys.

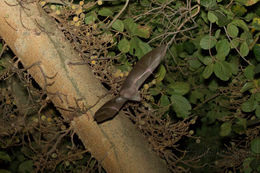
[{"left": 94, "top": 44, "right": 167, "bottom": 123}]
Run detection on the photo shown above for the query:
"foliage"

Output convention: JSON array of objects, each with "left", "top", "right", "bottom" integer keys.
[
  {"left": 89, "top": 0, "right": 260, "bottom": 171},
  {"left": 1, "top": 0, "right": 260, "bottom": 172}
]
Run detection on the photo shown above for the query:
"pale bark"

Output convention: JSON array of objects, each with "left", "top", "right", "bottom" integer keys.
[{"left": 0, "top": 1, "right": 168, "bottom": 172}]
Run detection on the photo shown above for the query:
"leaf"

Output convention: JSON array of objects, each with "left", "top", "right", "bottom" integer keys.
[
  {"left": 216, "top": 39, "right": 230, "bottom": 60},
  {"left": 170, "top": 94, "right": 191, "bottom": 118},
  {"left": 220, "top": 122, "right": 232, "bottom": 136},
  {"left": 213, "top": 61, "right": 232, "bottom": 81},
  {"left": 118, "top": 38, "right": 130, "bottom": 53},
  {"left": 202, "top": 57, "right": 213, "bottom": 65},
  {"left": 203, "top": 63, "right": 214, "bottom": 79},
  {"left": 244, "top": 65, "right": 255, "bottom": 80},
  {"left": 188, "top": 59, "right": 202, "bottom": 70},
  {"left": 129, "top": 37, "right": 152, "bottom": 59},
  {"left": 255, "top": 105, "right": 260, "bottom": 118},
  {"left": 230, "top": 38, "right": 240, "bottom": 49},
  {"left": 240, "top": 42, "right": 249, "bottom": 57},
  {"left": 251, "top": 137, "right": 260, "bottom": 154},
  {"left": 98, "top": 8, "right": 113, "bottom": 17},
  {"left": 200, "top": 0, "right": 217, "bottom": 9},
  {"left": 227, "top": 24, "right": 239, "bottom": 38},
  {"left": 241, "top": 96, "right": 257, "bottom": 112},
  {"left": 0, "top": 151, "right": 11, "bottom": 162},
  {"left": 243, "top": 158, "right": 254, "bottom": 173},
  {"left": 18, "top": 160, "right": 34, "bottom": 173},
  {"left": 169, "top": 82, "right": 190, "bottom": 95},
  {"left": 200, "top": 35, "right": 217, "bottom": 50},
  {"left": 252, "top": 17, "right": 260, "bottom": 30},
  {"left": 240, "top": 82, "right": 254, "bottom": 92},
  {"left": 183, "top": 41, "right": 196, "bottom": 55},
  {"left": 255, "top": 92, "right": 260, "bottom": 101},
  {"left": 136, "top": 25, "right": 151, "bottom": 39},
  {"left": 123, "top": 18, "right": 138, "bottom": 36},
  {"left": 84, "top": 14, "right": 97, "bottom": 24},
  {"left": 214, "top": 11, "right": 231, "bottom": 27},
  {"left": 208, "top": 11, "right": 218, "bottom": 23},
  {"left": 231, "top": 19, "right": 249, "bottom": 31},
  {"left": 253, "top": 44, "right": 260, "bottom": 61},
  {"left": 229, "top": 56, "right": 239, "bottom": 75},
  {"left": 242, "top": 0, "right": 260, "bottom": 6},
  {"left": 112, "top": 19, "right": 124, "bottom": 32},
  {"left": 215, "top": 29, "right": 221, "bottom": 38},
  {"left": 232, "top": 4, "right": 247, "bottom": 16},
  {"left": 159, "top": 95, "right": 170, "bottom": 107},
  {"left": 149, "top": 87, "right": 161, "bottom": 96},
  {"left": 155, "top": 65, "right": 166, "bottom": 82}
]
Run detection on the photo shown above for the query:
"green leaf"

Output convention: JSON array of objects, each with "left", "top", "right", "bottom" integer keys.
[
  {"left": 84, "top": 14, "right": 97, "bottom": 24},
  {"left": 200, "top": 0, "right": 217, "bottom": 9},
  {"left": 240, "top": 42, "right": 249, "bottom": 57},
  {"left": 243, "top": 158, "right": 254, "bottom": 173},
  {"left": 118, "top": 38, "right": 130, "bottom": 53},
  {"left": 208, "top": 11, "right": 218, "bottom": 23},
  {"left": 253, "top": 44, "right": 260, "bottom": 61},
  {"left": 136, "top": 25, "right": 151, "bottom": 39},
  {"left": 149, "top": 87, "right": 160, "bottom": 96},
  {"left": 0, "top": 151, "right": 11, "bottom": 162},
  {"left": 159, "top": 95, "right": 170, "bottom": 107},
  {"left": 255, "top": 105, "right": 260, "bottom": 118},
  {"left": 252, "top": 17, "right": 260, "bottom": 30},
  {"left": 231, "top": 19, "right": 249, "bottom": 31},
  {"left": 18, "top": 160, "right": 34, "bottom": 173},
  {"left": 229, "top": 56, "right": 239, "bottom": 75},
  {"left": 232, "top": 4, "right": 247, "bottom": 16},
  {"left": 251, "top": 137, "right": 260, "bottom": 154},
  {"left": 241, "top": 96, "right": 257, "bottom": 112},
  {"left": 0, "top": 170, "right": 11, "bottom": 173},
  {"left": 123, "top": 18, "right": 138, "bottom": 36},
  {"left": 155, "top": 65, "right": 166, "bottom": 82},
  {"left": 112, "top": 19, "right": 124, "bottom": 32},
  {"left": 188, "top": 59, "right": 202, "bottom": 70},
  {"left": 213, "top": 61, "right": 232, "bottom": 81},
  {"left": 169, "top": 82, "right": 190, "bottom": 95},
  {"left": 215, "top": 29, "right": 221, "bottom": 38},
  {"left": 214, "top": 11, "right": 231, "bottom": 27},
  {"left": 202, "top": 57, "right": 213, "bottom": 65},
  {"left": 183, "top": 41, "right": 196, "bottom": 55},
  {"left": 255, "top": 92, "right": 260, "bottom": 101},
  {"left": 240, "top": 82, "right": 254, "bottom": 92},
  {"left": 230, "top": 38, "right": 240, "bottom": 49},
  {"left": 98, "top": 8, "right": 113, "bottom": 17},
  {"left": 203, "top": 63, "right": 214, "bottom": 79},
  {"left": 170, "top": 94, "right": 191, "bottom": 118},
  {"left": 129, "top": 37, "right": 152, "bottom": 59},
  {"left": 244, "top": 65, "right": 255, "bottom": 80},
  {"left": 227, "top": 24, "right": 239, "bottom": 38},
  {"left": 216, "top": 39, "right": 230, "bottom": 60},
  {"left": 200, "top": 35, "right": 217, "bottom": 50},
  {"left": 220, "top": 122, "right": 232, "bottom": 136}
]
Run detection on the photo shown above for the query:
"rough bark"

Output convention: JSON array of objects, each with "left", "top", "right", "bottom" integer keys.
[{"left": 0, "top": 1, "right": 168, "bottom": 173}]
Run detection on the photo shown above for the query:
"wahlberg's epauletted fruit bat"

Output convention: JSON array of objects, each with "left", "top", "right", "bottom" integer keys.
[{"left": 94, "top": 44, "right": 167, "bottom": 123}]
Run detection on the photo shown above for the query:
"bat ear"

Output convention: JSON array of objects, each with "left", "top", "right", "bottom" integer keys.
[{"left": 128, "top": 92, "right": 141, "bottom": 101}]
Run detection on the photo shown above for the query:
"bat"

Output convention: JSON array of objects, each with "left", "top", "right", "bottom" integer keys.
[
  {"left": 94, "top": 96, "right": 127, "bottom": 123},
  {"left": 120, "top": 44, "right": 167, "bottom": 101},
  {"left": 94, "top": 44, "right": 167, "bottom": 123}
]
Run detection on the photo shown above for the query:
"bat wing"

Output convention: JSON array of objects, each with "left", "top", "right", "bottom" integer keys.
[
  {"left": 120, "top": 45, "right": 167, "bottom": 101},
  {"left": 94, "top": 96, "right": 127, "bottom": 123}
]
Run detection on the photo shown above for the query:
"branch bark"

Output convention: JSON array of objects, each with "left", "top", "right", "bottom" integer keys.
[{"left": 0, "top": 1, "right": 168, "bottom": 172}]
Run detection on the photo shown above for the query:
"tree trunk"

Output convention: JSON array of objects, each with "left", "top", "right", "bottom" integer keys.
[{"left": 0, "top": 1, "right": 168, "bottom": 173}]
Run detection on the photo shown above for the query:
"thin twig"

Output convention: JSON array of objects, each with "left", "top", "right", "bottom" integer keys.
[{"left": 106, "top": 0, "right": 129, "bottom": 29}]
